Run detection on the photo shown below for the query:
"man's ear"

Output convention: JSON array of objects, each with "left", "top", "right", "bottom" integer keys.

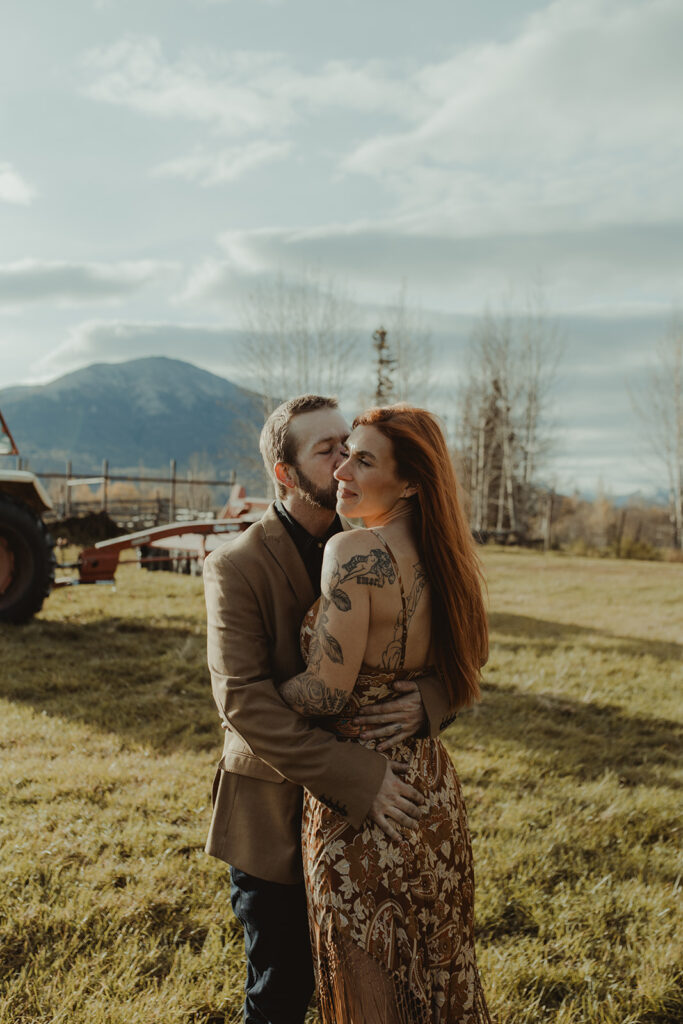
[{"left": 274, "top": 462, "right": 297, "bottom": 490}]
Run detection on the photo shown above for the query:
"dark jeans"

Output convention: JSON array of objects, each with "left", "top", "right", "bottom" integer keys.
[{"left": 230, "top": 866, "right": 314, "bottom": 1024}]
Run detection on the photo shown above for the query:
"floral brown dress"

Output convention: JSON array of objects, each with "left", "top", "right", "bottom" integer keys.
[{"left": 300, "top": 538, "right": 492, "bottom": 1024}]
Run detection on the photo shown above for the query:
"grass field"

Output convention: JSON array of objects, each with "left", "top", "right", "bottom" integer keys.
[{"left": 1, "top": 549, "right": 681, "bottom": 1023}]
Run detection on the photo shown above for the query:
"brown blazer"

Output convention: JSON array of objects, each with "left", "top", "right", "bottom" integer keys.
[{"left": 204, "top": 504, "right": 452, "bottom": 884}]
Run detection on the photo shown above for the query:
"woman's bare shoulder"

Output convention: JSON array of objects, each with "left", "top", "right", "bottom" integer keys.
[{"left": 325, "top": 527, "right": 378, "bottom": 559}]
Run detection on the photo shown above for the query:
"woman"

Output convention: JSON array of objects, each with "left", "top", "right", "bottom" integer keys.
[{"left": 279, "top": 405, "right": 491, "bottom": 1024}]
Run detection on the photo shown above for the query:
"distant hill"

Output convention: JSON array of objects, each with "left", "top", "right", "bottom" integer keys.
[{"left": 0, "top": 357, "right": 267, "bottom": 489}]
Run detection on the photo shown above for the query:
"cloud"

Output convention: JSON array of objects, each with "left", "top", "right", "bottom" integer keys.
[
  {"left": 83, "top": 38, "right": 288, "bottom": 136},
  {"left": 342, "top": 0, "right": 683, "bottom": 234},
  {"left": 81, "top": 36, "right": 424, "bottom": 139},
  {"left": 0, "top": 162, "right": 37, "bottom": 205},
  {"left": 82, "top": 3, "right": 683, "bottom": 234},
  {"left": 79, "top": 1, "right": 683, "bottom": 242},
  {"left": 151, "top": 139, "right": 292, "bottom": 186},
  {"left": 0, "top": 260, "right": 178, "bottom": 308},
  {"left": 39, "top": 319, "right": 247, "bottom": 380},
  {"left": 180, "top": 219, "right": 683, "bottom": 314}
]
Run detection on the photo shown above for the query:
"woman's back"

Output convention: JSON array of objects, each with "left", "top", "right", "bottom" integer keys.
[{"left": 356, "top": 527, "right": 433, "bottom": 674}]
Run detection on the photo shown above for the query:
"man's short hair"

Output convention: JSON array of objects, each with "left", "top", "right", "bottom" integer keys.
[{"left": 259, "top": 394, "right": 339, "bottom": 499}]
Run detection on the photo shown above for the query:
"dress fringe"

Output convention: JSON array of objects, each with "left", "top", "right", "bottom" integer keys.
[{"left": 314, "top": 914, "right": 494, "bottom": 1024}]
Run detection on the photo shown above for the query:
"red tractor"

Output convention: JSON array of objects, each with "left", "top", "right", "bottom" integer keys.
[{"left": 0, "top": 410, "right": 55, "bottom": 623}]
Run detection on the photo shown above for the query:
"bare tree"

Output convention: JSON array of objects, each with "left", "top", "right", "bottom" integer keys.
[
  {"left": 456, "top": 294, "right": 562, "bottom": 538},
  {"left": 457, "top": 308, "right": 519, "bottom": 534},
  {"left": 631, "top": 317, "right": 683, "bottom": 548},
  {"left": 240, "top": 268, "right": 359, "bottom": 414}
]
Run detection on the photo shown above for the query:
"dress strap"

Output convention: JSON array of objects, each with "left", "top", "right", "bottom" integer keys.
[{"left": 369, "top": 529, "right": 408, "bottom": 671}]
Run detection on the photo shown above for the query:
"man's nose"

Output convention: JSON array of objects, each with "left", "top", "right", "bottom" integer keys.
[{"left": 332, "top": 442, "right": 349, "bottom": 471}]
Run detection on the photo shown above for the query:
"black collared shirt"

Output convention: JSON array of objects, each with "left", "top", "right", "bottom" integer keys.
[{"left": 274, "top": 500, "right": 343, "bottom": 596}]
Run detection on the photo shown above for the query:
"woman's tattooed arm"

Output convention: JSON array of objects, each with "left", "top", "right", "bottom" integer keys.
[
  {"left": 278, "top": 540, "right": 393, "bottom": 716},
  {"left": 279, "top": 670, "right": 352, "bottom": 716}
]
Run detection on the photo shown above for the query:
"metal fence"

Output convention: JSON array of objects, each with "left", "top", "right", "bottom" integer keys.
[{"left": 36, "top": 459, "right": 236, "bottom": 525}]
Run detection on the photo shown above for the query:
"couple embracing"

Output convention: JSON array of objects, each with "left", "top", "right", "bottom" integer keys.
[{"left": 203, "top": 395, "right": 492, "bottom": 1024}]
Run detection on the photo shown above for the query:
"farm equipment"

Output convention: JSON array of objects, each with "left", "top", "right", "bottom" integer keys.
[
  {"left": 74, "top": 488, "right": 268, "bottom": 585},
  {"left": 0, "top": 406, "right": 268, "bottom": 623},
  {"left": 0, "top": 410, "right": 56, "bottom": 623}
]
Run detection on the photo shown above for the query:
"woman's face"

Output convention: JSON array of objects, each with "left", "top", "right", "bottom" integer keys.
[{"left": 334, "top": 424, "right": 411, "bottom": 523}]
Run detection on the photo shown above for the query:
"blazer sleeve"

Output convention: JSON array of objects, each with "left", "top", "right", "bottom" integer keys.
[
  {"left": 204, "top": 550, "right": 386, "bottom": 830},
  {"left": 416, "top": 672, "right": 458, "bottom": 737}
]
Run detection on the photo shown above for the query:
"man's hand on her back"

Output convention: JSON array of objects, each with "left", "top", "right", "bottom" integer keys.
[
  {"left": 368, "top": 760, "right": 425, "bottom": 842},
  {"left": 353, "top": 679, "right": 426, "bottom": 751}
]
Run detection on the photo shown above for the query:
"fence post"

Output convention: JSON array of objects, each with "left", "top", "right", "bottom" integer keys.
[
  {"left": 615, "top": 508, "right": 627, "bottom": 558},
  {"left": 65, "top": 461, "right": 72, "bottom": 516},
  {"left": 170, "top": 459, "right": 176, "bottom": 522},
  {"left": 544, "top": 490, "right": 554, "bottom": 552},
  {"left": 101, "top": 459, "right": 109, "bottom": 512}
]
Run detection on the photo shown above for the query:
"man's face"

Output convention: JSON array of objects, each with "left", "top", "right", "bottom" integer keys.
[{"left": 287, "top": 408, "right": 350, "bottom": 511}]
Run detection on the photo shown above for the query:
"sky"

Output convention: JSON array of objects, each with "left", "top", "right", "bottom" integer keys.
[{"left": 1, "top": 0, "right": 681, "bottom": 495}]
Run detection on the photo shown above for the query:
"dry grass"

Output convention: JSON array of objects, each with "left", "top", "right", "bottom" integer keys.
[{"left": 1, "top": 550, "right": 681, "bottom": 1023}]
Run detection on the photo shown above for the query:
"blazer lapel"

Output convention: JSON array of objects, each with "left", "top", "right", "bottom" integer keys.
[{"left": 260, "top": 504, "right": 316, "bottom": 610}]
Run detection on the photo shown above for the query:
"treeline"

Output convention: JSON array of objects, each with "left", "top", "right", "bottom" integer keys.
[
  {"left": 486, "top": 489, "right": 679, "bottom": 561},
  {"left": 546, "top": 493, "right": 679, "bottom": 561}
]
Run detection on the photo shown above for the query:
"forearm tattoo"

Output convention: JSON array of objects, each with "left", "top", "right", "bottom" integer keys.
[{"left": 279, "top": 671, "right": 352, "bottom": 716}]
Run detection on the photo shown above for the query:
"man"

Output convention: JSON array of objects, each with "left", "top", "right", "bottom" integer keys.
[{"left": 204, "top": 395, "right": 454, "bottom": 1024}]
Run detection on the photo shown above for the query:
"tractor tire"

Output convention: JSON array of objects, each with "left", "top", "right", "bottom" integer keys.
[{"left": 0, "top": 495, "right": 55, "bottom": 624}]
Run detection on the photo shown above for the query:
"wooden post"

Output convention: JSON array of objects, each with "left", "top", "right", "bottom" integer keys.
[
  {"left": 101, "top": 459, "right": 109, "bottom": 512},
  {"left": 496, "top": 425, "right": 506, "bottom": 533},
  {"left": 503, "top": 430, "right": 517, "bottom": 532},
  {"left": 615, "top": 508, "right": 627, "bottom": 558},
  {"left": 475, "top": 412, "right": 487, "bottom": 531},
  {"left": 170, "top": 459, "right": 176, "bottom": 522},
  {"left": 65, "top": 461, "right": 72, "bottom": 516},
  {"left": 544, "top": 490, "right": 554, "bottom": 552}
]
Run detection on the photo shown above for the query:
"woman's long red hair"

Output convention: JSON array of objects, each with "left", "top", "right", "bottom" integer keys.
[{"left": 354, "top": 404, "right": 488, "bottom": 708}]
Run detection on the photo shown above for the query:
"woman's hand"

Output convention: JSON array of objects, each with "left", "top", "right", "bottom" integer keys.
[{"left": 352, "top": 679, "right": 426, "bottom": 751}]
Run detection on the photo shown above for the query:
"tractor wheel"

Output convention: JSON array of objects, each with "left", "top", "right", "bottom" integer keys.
[{"left": 0, "top": 495, "right": 55, "bottom": 624}]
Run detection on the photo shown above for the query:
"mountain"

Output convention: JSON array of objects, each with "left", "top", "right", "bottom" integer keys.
[{"left": 0, "top": 357, "right": 266, "bottom": 487}]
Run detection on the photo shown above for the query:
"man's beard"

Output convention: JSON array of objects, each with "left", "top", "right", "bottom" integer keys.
[{"left": 293, "top": 464, "right": 338, "bottom": 511}]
